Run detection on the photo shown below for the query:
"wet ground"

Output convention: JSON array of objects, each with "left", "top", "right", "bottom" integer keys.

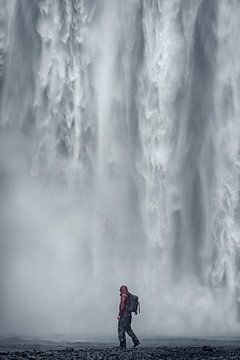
[
  {"left": 0, "top": 336, "right": 240, "bottom": 359},
  {"left": 1, "top": 346, "right": 240, "bottom": 360}
]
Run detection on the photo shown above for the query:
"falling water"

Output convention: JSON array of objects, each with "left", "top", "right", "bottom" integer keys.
[{"left": 0, "top": 0, "right": 240, "bottom": 337}]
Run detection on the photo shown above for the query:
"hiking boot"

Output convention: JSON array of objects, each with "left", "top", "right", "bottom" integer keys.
[
  {"left": 116, "top": 346, "right": 126, "bottom": 351},
  {"left": 133, "top": 340, "right": 140, "bottom": 348},
  {"left": 116, "top": 343, "right": 126, "bottom": 351}
]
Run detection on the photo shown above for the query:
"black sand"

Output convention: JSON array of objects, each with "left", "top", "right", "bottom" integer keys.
[
  {"left": 1, "top": 346, "right": 240, "bottom": 359},
  {"left": 0, "top": 336, "right": 240, "bottom": 359}
]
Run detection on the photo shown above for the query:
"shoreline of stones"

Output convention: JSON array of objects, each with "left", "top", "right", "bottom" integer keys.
[{"left": 0, "top": 346, "right": 240, "bottom": 359}]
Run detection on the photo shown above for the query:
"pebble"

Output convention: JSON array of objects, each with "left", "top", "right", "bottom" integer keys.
[{"left": 0, "top": 346, "right": 240, "bottom": 360}]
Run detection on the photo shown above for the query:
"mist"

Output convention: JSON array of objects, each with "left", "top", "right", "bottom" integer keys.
[{"left": 0, "top": 0, "right": 240, "bottom": 338}]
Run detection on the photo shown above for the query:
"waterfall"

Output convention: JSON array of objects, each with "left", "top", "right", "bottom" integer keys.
[{"left": 0, "top": 0, "right": 240, "bottom": 337}]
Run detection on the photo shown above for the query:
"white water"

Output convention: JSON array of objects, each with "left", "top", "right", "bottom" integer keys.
[{"left": 0, "top": 0, "right": 240, "bottom": 337}]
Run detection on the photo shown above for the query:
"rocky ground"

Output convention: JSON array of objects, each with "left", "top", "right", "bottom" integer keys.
[{"left": 0, "top": 346, "right": 240, "bottom": 359}]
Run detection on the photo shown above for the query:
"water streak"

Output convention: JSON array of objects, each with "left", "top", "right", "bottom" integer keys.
[{"left": 0, "top": 0, "right": 240, "bottom": 337}]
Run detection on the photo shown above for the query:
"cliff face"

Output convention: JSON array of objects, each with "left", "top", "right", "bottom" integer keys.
[{"left": 0, "top": 0, "right": 240, "bottom": 337}]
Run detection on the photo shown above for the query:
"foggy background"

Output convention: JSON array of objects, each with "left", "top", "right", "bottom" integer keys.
[{"left": 0, "top": 0, "right": 240, "bottom": 338}]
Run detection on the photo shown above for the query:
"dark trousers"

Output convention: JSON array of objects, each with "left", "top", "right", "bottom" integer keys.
[{"left": 118, "top": 313, "right": 138, "bottom": 347}]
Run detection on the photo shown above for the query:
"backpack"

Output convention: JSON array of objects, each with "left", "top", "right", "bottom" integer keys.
[{"left": 128, "top": 293, "right": 140, "bottom": 314}]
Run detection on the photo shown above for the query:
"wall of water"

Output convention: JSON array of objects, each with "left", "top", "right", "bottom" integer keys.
[{"left": 0, "top": 0, "right": 240, "bottom": 337}]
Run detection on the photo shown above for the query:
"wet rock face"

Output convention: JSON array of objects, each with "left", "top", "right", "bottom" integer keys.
[{"left": 0, "top": 346, "right": 240, "bottom": 360}]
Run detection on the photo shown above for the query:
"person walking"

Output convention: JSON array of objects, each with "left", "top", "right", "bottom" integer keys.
[{"left": 117, "top": 285, "right": 140, "bottom": 349}]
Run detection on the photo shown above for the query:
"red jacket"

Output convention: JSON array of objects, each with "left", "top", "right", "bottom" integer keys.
[{"left": 118, "top": 285, "right": 130, "bottom": 316}]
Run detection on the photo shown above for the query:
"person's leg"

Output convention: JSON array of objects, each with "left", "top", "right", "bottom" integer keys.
[
  {"left": 125, "top": 326, "right": 139, "bottom": 344},
  {"left": 124, "top": 315, "right": 140, "bottom": 346},
  {"left": 118, "top": 318, "right": 126, "bottom": 349}
]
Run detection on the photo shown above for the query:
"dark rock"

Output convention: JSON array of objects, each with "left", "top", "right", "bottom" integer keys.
[
  {"left": 0, "top": 346, "right": 240, "bottom": 359},
  {"left": 202, "top": 345, "right": 214, "bottom": 352}
]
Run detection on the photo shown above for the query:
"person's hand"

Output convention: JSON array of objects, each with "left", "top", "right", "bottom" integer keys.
[{"left": 117, "top": 316, "right": 120, "bottom": 320}]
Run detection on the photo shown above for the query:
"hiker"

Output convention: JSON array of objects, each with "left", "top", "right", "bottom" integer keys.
[{"left": 117, "top": 285, "right": 140, "bottom": 349}]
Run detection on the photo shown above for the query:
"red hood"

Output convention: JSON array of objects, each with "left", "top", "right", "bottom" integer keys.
[{"left": 120, "top": 285, "right": 129, "bottom": 294}]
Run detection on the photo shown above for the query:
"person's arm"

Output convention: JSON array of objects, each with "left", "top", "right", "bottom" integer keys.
[{"left": 117, "top": 293, "right": 128, "bottom": 318}]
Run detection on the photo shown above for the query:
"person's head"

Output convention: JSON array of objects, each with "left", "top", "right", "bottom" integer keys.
[{"left": 119, "top": 285, "right": 129, "bottom": 294}]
